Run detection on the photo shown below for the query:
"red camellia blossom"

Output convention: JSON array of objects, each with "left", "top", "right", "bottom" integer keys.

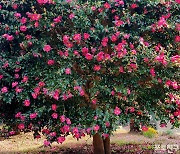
[
  {"left": 131, "top": 3, "right": 138, "bottom": 9},
  {"left": 93, "top": 65, "right": 101, "bottom": 71},
  {"left": 85, "top": 53, "right": 93, "bottom": 60},
  {"left": 175, "top": 0, "right": 180, "bottom": 4},
  {"left": 12, "top": 82, "right": 18, "bottom": 88},
  {"left": 60, "top": 115, "right": 66, "bottom": 123},
  {"left": 44, "top": 140, "right": 50, "bottom": 146},
  {"left": 52, "top": 113, "right": 58, "bottom": 119},
  {"left": 43, "top": 45, "right": 52, "bottom": 52},
  {"left": 141, "top": 126, "right": 148, "bottom": 131},
  {"left": 0, "top": 74, "right": 3, "bottom": 80},
  {"left": 30, "top": 113, "right": 37, "bottom": 119},
  {"left": 65, "top": 68, "right": 71, "bottom": 74},
  {"left": 24, "top": 99, "right": 30, "bottom": 106},
  {"left": 175, "top": 36, "right": 180, "bottom": 42},
  {"left": 37, "top": 0, "right": 48, "bottom": 5},
  {"left": 1, "top": 87, "right": 8, "bottom": 93},
  {"left": 114, "top": 107, "right": 121, "bottom": 115},
  {"left": 47, "top": 60, "right": 55, "bottom": 65},
  {"left": 150, "top": 68, "right": 156, "bottom": 77},
  {"left": 57, "top": 136, "right": 65, "bottom": 144},
  {"left": 83, "top": 33, "right": 90, "bottom": 40},
  {"left": 93, "top": 125, "right": 100, "bottom": 131},
  {"left": 20, "top": 25, "right": 27, "bottom": 32},
  {"left": 52, "top": 104, "right": 57, "bottom": 111},
  {"left": 18, "top": 123, "right": 25, "bottom": 130}
]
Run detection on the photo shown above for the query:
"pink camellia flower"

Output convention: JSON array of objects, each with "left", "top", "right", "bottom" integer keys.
[
  {"left": 141, "top": 125, "right": 148, "bottom": 131},
  {"left": 52, "top": 104, "right": 57, "bottom": 111},
  {"left": 34, "top": 87, "right": 40, "bottom": 94},
  {"left": 66, "top": 118, "right": 71, "bottom": 125},
  {"left": 24, "top": 99, "right": 30, "bottom": 106},
  {"left": 47, "top": 60, "right": 55, "bottom": 65},
  {"left": 22, "top": 76, "right": 28, "bottom": 82},
  {"left": 14, "top": 74, "right": 19, "bottom": 79},
  {"left": 57, "top": 136, "right": 65, "bottom": 144},
  {"left": 28, "top": 13, "right": 41, "bottom": 21},
  {"left": 1, "top": 87, "right": 8, "bottom": 93},
  {"left": 175, "top": 35, "right": 180, "bottom": 43},
  {"left": 32, "top": 93, "right": 38, "bottom": 99},
  {"left": 175, "top": 0, "right": 180, "bottom": 4},
  {"left": 111, "top": 90, "right": 115, "bottom": 96},
  {"left": 0, "top": 74, "right": 3, "bottom": 80},
  {"left": 73, "top": 34, "right": 81, "bottom": 42},
  {"left": 92, "top": 99, "right": 97, "bottom": 105},
  {"left": 44, "top": 140, "right": 50, "bottom": 146},
  {"left": 72, "top": 127, "right": 79, "bottom": 134},
  {"left": 38, "top": 81, "right": 45, "bottom": 87},
  {"left": 104, "top": 2, "right": 111, "bottom": 9},
  {"left": 102, "top": 133, "right": 109, "bottom": 138},
  {"left": 53, "top": 90, "right": 59, "bottom": 100},
  {"left": 85, "top": 53, "right": 93, "bottom": 60},
  {"left": 129, "top": 107, "right": 135, "bottom": 113},
  {"left": 115, "top": 20, "right": 124, "bottom": 27},
  {"left": 54, "top": 16, "right": 62, "bottom": 23},
  {"left": 86, "top": 128, "right": 92, "bottom": 134},
  {"left": 83, "top": 33, "right": 90, "bottom": 40},
  {"left": 171, "top": 55, "right": 180, "bottom": 63},
  {"left": 79, "top": 89, "right": 85, "bottom": 96},
  {"left": 60, "top": 115, "right": 66, "bottom": 123},
  {"left": 12, "top": 82, "right": 18, "bottom": 88},
  {"left": 9, "top": 131, "right": 16, "bottom": 136},
  {"left": 82, "top": 47, "right": 89, "bottom": 55},
  {"left": 160, "top": 123, "right": 167, "bottom": 128},
  {"left": 37, "top": 0, "right": 48, "bottom": 4},
  {"left": 119, "top": 66, "right": 124, "bottom": 73},
  {"left": 111, "top": 35, "right": 117, "bottom": 42},
  {"left": 12, "top": 4, "right": 18, "bottom": 9},
  {"left": 18, "top": 123, "right": 25, "bottom": 130},
  {"left": 96, "top": 52, "right": 104, "bottom": 61},
  {"left": 15, "top": 87, "right": 23, "bottom": 93},
  {"left": 15, "top": 112, "right": 22, "bottom": 118},
  {"left": 7, "top": 35, "right": 14, "bottom": 41},
  {"left": 150, "top": 68, "right": 156, "bottom": 77},
  {"left": 171, "top": 81, "right": 178, "bottom": 90},
  {"left": 52, "top": 113, "right": 58, "bottom": 119},
  {"left": 65, "top": 68, "right": 71, "bottom": 75},
  {"left": 60, "top": 125, "right": 70, "bottom": 133},
  {"left": 20, "top": 25, "right": 27, "bottom": 32},
  {"left": 30, "top": 113, "right": 37, "bottom": 119},
  {"left": 93, "top": 125, "right": 100, "bottom": 131},
  {"left": 43, "top": 45, "right": 52, "bottom": 52},
  {"left": 91, "top": 6, "right": 96, "bottom": 11},
  {"left": 14, "top": 13, "right": 21, "bottom": 18},
  {"left": 69, "top": 13, "right": 75, "bottom": 19},
  {"left": 93, "top": 65, "right": 101, "bottom": 71},
  {"left": 131, "top": 3, "right": 138, "bottom": 9},
  {"left": 105, "top": 121, "right": 110, "bottom": 127},
  {"left": 114, "top": 106, "right": 121, "bottom": 115},
  {"left": 20, "top": 17, "right": 27, "bottom": 24}
]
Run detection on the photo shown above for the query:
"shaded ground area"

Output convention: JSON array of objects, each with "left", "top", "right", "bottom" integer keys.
[{"left": 0, "top": 127, "right": 179, "bottom": 153}]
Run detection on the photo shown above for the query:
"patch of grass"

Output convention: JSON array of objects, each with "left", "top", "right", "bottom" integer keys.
[
  {"left": 113, "top": 140, "right": 139, "bottom": 146},
  {"left": 143, "top": 127, "right": 158, "bottom": 138}
]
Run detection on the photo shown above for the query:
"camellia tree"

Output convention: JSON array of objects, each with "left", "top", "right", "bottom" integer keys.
[{"left": 0, "top": 0, "right": 179, "bottom": 153}]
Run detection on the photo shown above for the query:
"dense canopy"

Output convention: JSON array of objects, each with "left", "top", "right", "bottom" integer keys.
[{"left": 0, "top": 0, "right": 179, "bottom": 146}]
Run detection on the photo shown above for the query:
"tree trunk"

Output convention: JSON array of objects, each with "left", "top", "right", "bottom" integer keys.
[
  {"left": 93, "top": 133, "right": 111, "bottom": 154},
  {"left": 103, "top": 136, "right": 111, "bottom": 154},
  {"left": 130, "top": 119, "right": 140, "bottom": 133}
]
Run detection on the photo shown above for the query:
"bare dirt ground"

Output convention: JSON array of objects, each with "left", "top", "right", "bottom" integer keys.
[{"left": 0, "top": 128, "right": 180, "bottom": 154}]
